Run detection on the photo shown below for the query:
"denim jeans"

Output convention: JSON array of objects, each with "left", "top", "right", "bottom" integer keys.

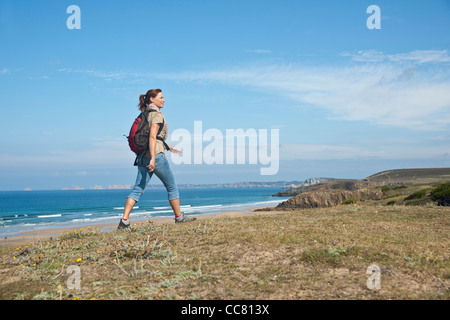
[{"left": 128, "top": 153, "right": 179, "bottom": 202}]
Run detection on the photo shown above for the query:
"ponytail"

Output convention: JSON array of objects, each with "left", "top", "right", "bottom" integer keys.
[{"left": 138, "top": 94, "right": 148, "bottom": 110}]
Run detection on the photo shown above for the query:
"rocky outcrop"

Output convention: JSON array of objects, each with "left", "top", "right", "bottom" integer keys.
[{"left": 276, "top": 188, "right": 383, "bottom": 210}]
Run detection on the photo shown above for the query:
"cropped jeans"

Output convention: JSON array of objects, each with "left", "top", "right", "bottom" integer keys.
[{"left": 128, "top": 153, "right": 179, "bottom": 202}]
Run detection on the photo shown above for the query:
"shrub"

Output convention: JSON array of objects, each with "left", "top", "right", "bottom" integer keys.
[
  {"left": 430, "top": 182, "right": 450, "bottom": 200},
  {"left": 380, "top": 186, "right": 391, "bottom": 192},
  {"left": 404, "top": 189, "right": 428, "bottom": 200},
  {"left": 342, "top": 198, "right": 357, "bottom": 205},
  {"left": 386, "top": 200, "right": 396, "bottom": 206},
  {"left": 430, "top": 182, "right": 450, "bottom": 206}
]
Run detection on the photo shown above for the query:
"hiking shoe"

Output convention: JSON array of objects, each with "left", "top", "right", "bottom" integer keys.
[
  {"left": 175, "top": 213, "right": 197, "bottom": 223},
  {"left": 117, "top": 219, "right": 131, "bottom": 230}
]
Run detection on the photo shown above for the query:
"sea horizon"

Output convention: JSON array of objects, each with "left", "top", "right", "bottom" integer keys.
[{"left": 3, "top": 178, "right": 327, "bottom": 192}]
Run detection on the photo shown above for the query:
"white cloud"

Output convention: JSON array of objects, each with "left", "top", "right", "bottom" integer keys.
[
  {"left": 341, "top": 49, "right": 386, "bottom": 62},
  {"left": 57, "top": 68, "right": 130, "bottom": 81},
  {"left": 280, "top": 143, "right": 450, "bottom": 161},
  {"left": 389, "top": 50, "right": 450, "bottom": 64},
  {"left": 55, "top": 50, "right": 450, "bottom": 131},
  {"left": 281, "top": 143, "right": 372, "bottom": 160},
  {"left": 244, "top": 49, "right": 272, "bottom": 54},
  {"left": 342, "top": 49, "right": 450, "bottom": 64},
  {"left": 151, "top": 53, "right": 450, "bottom": 131}
]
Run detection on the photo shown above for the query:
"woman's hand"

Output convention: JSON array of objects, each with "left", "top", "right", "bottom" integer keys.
[
  {"left": 147, "top": 158, "right": 156, "bottom": 172},
  {"left": 170, "top": 146, "right": 183, "bottom": 155}
]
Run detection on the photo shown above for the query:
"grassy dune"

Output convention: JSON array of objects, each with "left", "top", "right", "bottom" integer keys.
[{"left": 0, "top": 203, "right": 448, "bottom": 300}]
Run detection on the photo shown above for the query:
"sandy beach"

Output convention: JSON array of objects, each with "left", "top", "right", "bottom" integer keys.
[{"left": 0, "top": 207, "right": 282, "bottom": 249}]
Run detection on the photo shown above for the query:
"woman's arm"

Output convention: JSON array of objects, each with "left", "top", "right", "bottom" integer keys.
[{"left": 147, "top": 123, "right": 160, "bottom": 172}]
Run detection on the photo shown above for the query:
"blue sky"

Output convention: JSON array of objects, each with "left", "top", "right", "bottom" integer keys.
[{"left": 1, "top": 0, "right": 450, "bottom": 190}]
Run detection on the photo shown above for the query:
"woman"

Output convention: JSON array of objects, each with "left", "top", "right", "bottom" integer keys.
[{"left": 118, "top": 89, "right": 196, "bottom": 229}]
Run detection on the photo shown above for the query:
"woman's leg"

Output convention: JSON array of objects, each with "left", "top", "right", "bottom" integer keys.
[
  {"left": 153, "top": 154, "right": 181, "bottom": 217},
  {"left": 169, "top": 198, "right": 182, "bottom": 218},
  {"left": 122, "top": 197, "right": 137, "bottom": 221},
  {"left": 122, "top": 157, "right": 153, "bottom": 221}
]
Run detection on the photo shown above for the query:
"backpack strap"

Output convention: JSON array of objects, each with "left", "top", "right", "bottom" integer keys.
[
  {"left": 157, "top": 137, "right": 170, "bottom": 151},
  {"left": 147, "top": 109, "right": 171, "bottom": 151}
]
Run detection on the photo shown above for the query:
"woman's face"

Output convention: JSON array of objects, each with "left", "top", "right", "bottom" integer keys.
[{"left": 151, "top": 92, "right": 165, "bottom": 109}]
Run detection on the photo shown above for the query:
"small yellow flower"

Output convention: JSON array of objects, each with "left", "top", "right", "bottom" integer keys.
[
  {"left": 77, "top": 258, "right": 82, "bottom": 262},
  {"left": 73, "top": 296, "right": 79, "bottom": 300}
]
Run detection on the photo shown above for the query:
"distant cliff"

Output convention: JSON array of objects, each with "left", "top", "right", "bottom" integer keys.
[
  {"left": 178, "top": 178, "right": 335, "bottom": 189},
  {"left": 272, "top": 179, "right": 373, "bottom": 197}
]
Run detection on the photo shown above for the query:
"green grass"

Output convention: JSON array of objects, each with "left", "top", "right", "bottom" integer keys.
[{"left": 1, "top": 204, "right": 449, "bottom": 300}]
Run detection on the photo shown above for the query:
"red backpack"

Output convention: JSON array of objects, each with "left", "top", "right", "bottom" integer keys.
[{"left": 126, "top": 109, "right": 169, "bottom": 156}]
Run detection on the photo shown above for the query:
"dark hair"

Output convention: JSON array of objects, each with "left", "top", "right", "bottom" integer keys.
[{"left": 138, "top": 89, "right": 162, "bottom": 110}]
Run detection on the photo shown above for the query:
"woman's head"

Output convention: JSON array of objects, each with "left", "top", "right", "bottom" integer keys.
[{"left": 138, "top": 89, "right": 164, "bottom": 110}]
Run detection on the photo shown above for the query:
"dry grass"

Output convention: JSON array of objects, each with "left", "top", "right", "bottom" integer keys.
[{"left": 0, "top": 204, "right": 449, "bottom": 300}]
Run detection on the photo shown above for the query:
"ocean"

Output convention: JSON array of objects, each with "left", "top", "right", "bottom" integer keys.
[{"left": 0, "top": 187, "right": 290, "bottom": 237}]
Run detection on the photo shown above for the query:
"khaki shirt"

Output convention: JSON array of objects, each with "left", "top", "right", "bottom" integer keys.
[{"left": 144, "top": 110, "right": 168, "bottom": 157}]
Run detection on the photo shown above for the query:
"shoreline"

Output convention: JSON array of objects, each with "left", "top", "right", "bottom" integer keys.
[{"left": 0, "top": 206, "right": 282, "bottom": 249}]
